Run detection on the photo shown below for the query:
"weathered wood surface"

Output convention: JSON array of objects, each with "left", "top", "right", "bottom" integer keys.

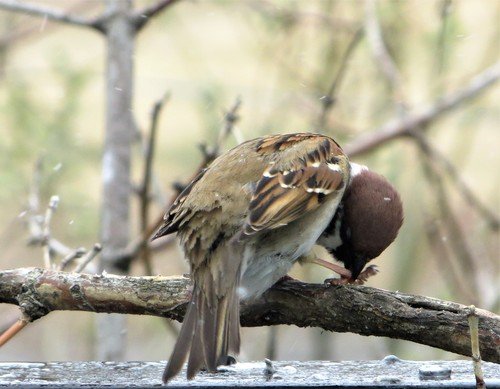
[
  {"left": 1, "top": 268, "right": 499, "bottom": 364},
  {"left": 0, "top": 359, "right": 499, "bottom": 388}
]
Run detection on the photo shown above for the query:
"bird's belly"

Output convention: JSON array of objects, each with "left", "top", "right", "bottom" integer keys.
[
  {"left": 239, "top": 194, "right": 343, "bottom": 300},
  {"left": 239, "top": 251, "right": 294, "bottom": 300}
]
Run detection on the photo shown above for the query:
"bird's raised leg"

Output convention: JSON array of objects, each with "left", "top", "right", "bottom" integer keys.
[
  {"left": 326, "top": 264, "right": 379, "bottom": 285},
  {"left": 308, "top": 257, "right": 352, "bottom": 279},
  {"left": 306, "top": 256, "right": 379, "bottom": 285}
]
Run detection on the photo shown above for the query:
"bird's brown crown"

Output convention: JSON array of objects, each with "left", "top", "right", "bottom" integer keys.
[{"left": 343, "top": 170, "right": 403, "bottom": 260}]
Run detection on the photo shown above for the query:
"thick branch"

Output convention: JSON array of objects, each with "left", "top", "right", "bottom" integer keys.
[
  {"left": 1, "top": 268, "right": 498, "bottom": 363},
  {"left": 345, "top": 61, "right": 500, "bottom": 157},
  {"left": 0, "top": 0, "right": 104, "bottom": 32}
]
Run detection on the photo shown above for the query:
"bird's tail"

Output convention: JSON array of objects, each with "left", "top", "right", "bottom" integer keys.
[{"left": 162, "top": 269, "right": 241, "bottom": 383}]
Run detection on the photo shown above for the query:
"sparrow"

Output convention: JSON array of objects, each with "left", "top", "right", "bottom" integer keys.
[
  {"left": 314, "top": 163, "right": 404, "bottom": 283},
  {"left": 152, "top": 133, "right": 350, "bottom": 382}
]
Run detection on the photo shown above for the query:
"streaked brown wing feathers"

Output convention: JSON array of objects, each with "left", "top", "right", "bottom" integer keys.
[
  {"left": 244, "top": 138, "right": 346, "bottom": 235},
  {"left": 152, "top": 168, "right": 208, "bottom": 239}
]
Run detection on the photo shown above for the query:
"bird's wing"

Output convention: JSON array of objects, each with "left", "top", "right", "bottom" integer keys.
[
  {"left": 151, "top": 168, "right": 208, "bottom": 240},
  {"left": 243, "top": 136, "right": 348, "bottom": 235}
]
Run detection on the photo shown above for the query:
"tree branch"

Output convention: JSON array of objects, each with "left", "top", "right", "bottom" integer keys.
[
  {"left": 0, "top": 0, "right": 104, "bottom": 32},
  {"left": 1, "top": 267, "right": 498, "bottom": 363},
  {"left": 317, "top": 27, "right": 364, "bottom": 129},
  {"left": 365, "top": 0, "right": 406, "bottom": 113},
  {"left": 345, "top": 61, "right": 500, "bottom": 157},
  {"left": 139, "top": 93, "right": 170, "bottom": 275},
  {"left": 131, "top": 0, "right": 182, "bottom": 31},
  {"left": 409, "top": 130, "right": 499, "bottom": 231}
]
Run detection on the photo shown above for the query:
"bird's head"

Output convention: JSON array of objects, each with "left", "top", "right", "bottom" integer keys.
[{"left": 325, "top": 167, "right": 404, "bottom": 281}]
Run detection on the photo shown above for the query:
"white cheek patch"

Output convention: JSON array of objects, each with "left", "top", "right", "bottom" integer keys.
[{"left": 350, "top": 162, "right": 369, "bottom": 178}]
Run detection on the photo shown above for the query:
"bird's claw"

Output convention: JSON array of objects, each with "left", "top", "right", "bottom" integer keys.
[
  {"left": 325, "top": 265, "right": 379, "bottom": 286},
  {"left": 355, "top": 265, "right": 379, "bottom": 284}
]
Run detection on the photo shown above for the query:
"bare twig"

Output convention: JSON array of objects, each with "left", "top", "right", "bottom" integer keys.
[
  {"left": 0, "top": 268, "right": 499, "bottom": 363},
  {"left": 59, "top": 248, "right": 87, "bottom": 271},
  {"left": 113, "top": 97, "right": 244, "bottom": 268},
  {"left": 75, "top": 243, "right": 102, "bottom": 273},
  {"left": 42, "top": 196, "right": 59, "bottom": 269},
  {"left": 468, "top": 306, "right": 486, "bottom": 389},
  {"left": 211, "top": 96, "right": 242, "bottom": 158},
  {"left": 139, "top": 93, "right": 170, "bottom": 275},
  {"left": 409, "top": 131, "right": 499, "bottom": 230},
  {"left": 317, "top": 27, "right": 364, "bottom": 129},
  {"left": 132, "top": 0, "right": 182, "bottom": 31},
  {"left": 416, "top": 134, "right": 480, "bottom": 304},
  {"left": 0, "top": 315, "right": 29, "bottom": 348},
  {"left": 0, "top": 1, "right": 96, "bottom": 48},
  {"left": 245, "top": 0, "right": 358, "bottom": 32},
  {"left": 364, "top": 0, "right": 406, "bottom": 113},
  {"left": 139, "top": 94, "right": 180, "bottom": 341},
  {"left": 23, "top": 164, "right": 94, "bottom": 270},
  {"left": 435, "top": 0, "right": 453, "bottom": 75},
  {"left": 24, "top": 160, "right": 76, "bottom": 259},
  {"left": 0, "top": 0, "right": 104, "bottom": 32},
  {"left": 424, "top": 218, "right": 478, "bottom": 303},
  {"left": 345, "top": 61, "right": 500, "bottom": 157}
]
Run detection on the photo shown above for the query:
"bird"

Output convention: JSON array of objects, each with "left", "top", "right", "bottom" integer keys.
[
  {"left": 152, "top": 133, "right": 351, "bottom": 383},
  {"left": 314, "top": 162, "right": 404, "bottom": 283}
]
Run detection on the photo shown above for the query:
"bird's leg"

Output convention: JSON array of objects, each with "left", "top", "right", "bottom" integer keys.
[
  {"left": 308, "top": 257, "right": 352, "bottom": 278},
  {"left": 326, "top": 264, "right": 379, "bottom": 285}
]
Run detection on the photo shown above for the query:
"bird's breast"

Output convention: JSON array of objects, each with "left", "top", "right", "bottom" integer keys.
[{"left": 239, "top": 191, "right": 344, "bottom": 299}]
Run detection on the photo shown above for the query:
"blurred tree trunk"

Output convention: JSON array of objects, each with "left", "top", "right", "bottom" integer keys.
[{"left": 97, "top": 0, "right": 135, "bottom": 361}]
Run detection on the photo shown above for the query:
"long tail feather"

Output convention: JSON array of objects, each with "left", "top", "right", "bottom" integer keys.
[
  {"left": 162, "top": 295, "right": 197, "bottom": 383},
  {"left": 163, "top": 269, "right": 242, "bottom": 383}
]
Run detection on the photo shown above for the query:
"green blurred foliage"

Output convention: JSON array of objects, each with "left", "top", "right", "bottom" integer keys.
[{"left": 1, "top": 52, "right": 89, "bottom": 201}]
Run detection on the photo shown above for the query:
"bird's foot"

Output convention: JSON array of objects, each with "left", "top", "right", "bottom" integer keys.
[
  {"left": 354, "top": 265, "right": 379, "bottom": 284},
  {"left": 325, "top": 265, "right": 379, "bottom": 285}
]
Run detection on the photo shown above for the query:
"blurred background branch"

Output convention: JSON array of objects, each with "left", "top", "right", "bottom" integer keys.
[
  {"left": 0, "top": 0, "right": 104, "bottom": 31},
  {"left": 345, "top": 60, "right": 500, "bottom": 157}
]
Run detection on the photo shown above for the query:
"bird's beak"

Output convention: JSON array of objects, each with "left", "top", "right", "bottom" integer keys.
[{"left": 347, "top": 254, "right": 367, "bottom": 281}]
